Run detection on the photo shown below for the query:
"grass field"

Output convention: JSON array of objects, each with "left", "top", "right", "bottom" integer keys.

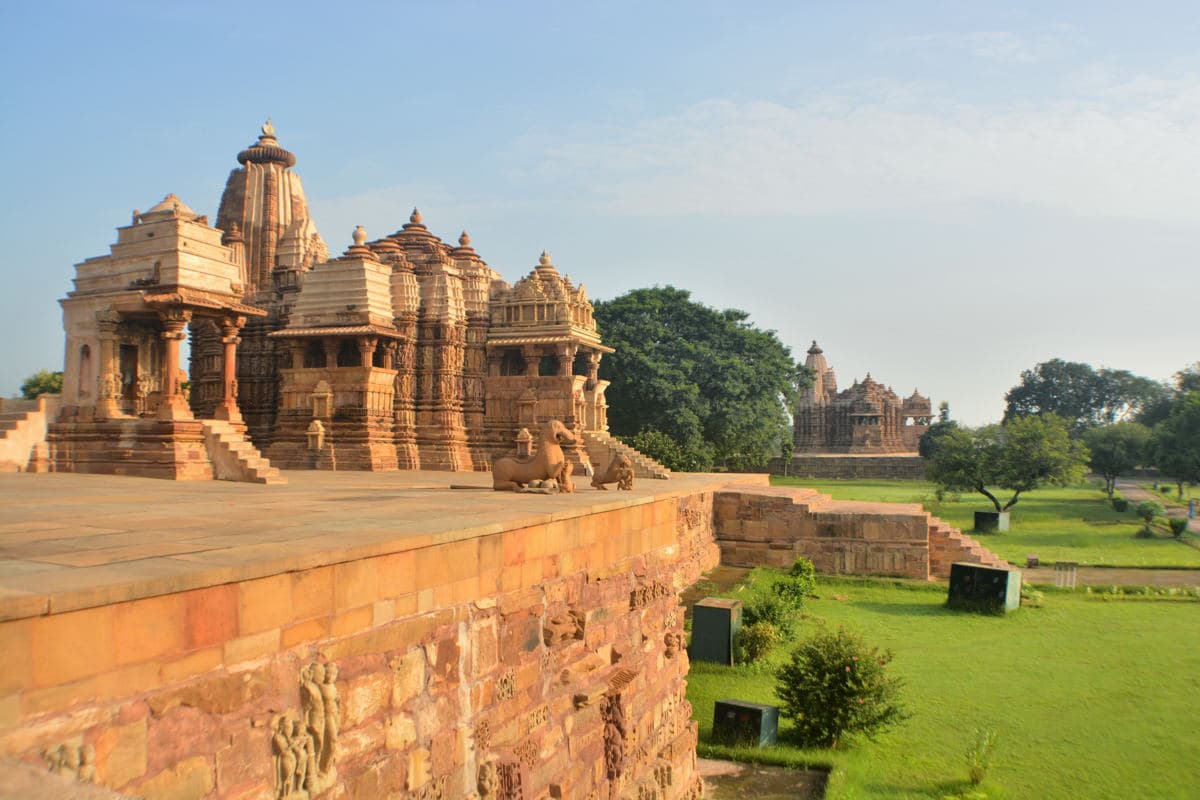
[
  {"left": 770, "top": 477, "right": 1200, "bottom": 568},
  {"left": 687, "top": 573, "right": 1200, "bottom": 799}
]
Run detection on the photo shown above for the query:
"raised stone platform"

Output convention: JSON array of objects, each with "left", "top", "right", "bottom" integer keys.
[
  {"left": 0, "top": 470, "right": 765, "bottom": 799},
  {"left": 771, "top": 453, "right": 928, "bottom": 480}
]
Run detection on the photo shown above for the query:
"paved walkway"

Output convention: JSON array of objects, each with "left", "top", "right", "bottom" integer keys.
[{"left": 1116, "top": 479, "right": 1199, "bottom": 534}]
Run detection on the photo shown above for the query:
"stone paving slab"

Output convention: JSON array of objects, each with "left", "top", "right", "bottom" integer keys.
[{"left": 0, "top": 471, "right": 766, "bottom": 621}]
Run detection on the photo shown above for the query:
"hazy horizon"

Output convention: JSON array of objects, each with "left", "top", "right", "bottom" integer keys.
[{"left": 2, "top": 1, "right": 1197, "bottom": 425}]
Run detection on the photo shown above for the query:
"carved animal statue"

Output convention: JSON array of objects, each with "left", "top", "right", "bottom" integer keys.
[
  {"left": 492, "top": 419, "right": 575, "bottom": 491},
  {"left": 592, "top": 453, "right": 634, "bottom": 491}
]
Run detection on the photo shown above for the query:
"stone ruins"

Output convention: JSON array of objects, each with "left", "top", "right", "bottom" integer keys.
[
  {"left": 46, "top": 122, "right": 655, "bottom": 482},
  {"left": 792, "top": 341, "right": 932, "bottom": 455}
]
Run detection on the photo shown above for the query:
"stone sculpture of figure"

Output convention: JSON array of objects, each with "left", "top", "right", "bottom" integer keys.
[
  {"left": 491, "top": 419, "right": 575, "bottom": 491},
  {"left": 77, "top": 745, "right": 96, "bottom": 784},
  {"left": 477, "top": 760, "right": 499, "bottom": 799},
  {"left": 591, "top": 453, "right": 634, "bottom": 491},
  {"left": 290, "top": 719, "right": 310, "bottom": 794},
  {"left": 272, "top": 717, "right": 296, "bottom": 800},
  {"left": 319, "top": 663, "right": 340, "bottom": 773},
  {"left": 301, "top": 663, "right": 326, "bottom": 761},
  {"left": 44, "top": 745, "right": 68, "bottom": 775}
]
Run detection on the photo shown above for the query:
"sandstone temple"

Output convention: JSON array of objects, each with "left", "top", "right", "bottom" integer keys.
[
  {"left": 44, "top": 122, "right": 661, "bottom": 483},
  {"left": 776, "top": 342, "right": 932, "bottom": 479}
]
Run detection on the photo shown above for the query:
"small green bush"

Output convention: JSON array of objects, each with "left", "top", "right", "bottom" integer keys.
[
  {"left": 1020, "top": 585, "right": 1044, "bottom": 608},
  {"left": 774, "top": 626, "right": 910, "bottom": 748},
  {"left": 1169, "top": 518, "right": 1188, "bottom": 537},
  {"left": 772, "top": 557, "right": 817, "bottom": 607},
  {"left": 744, "top": 593, "right": 799, "bottom": 638},
  {"left": 1112, "top": 497, "right": 1129, "bottom": 512},
  {"left": 1135, "top": 501, "right": 1164, "bottom": 537},
  {"left": 965, "top": 727, "right": 1000, "bottom": 786},
  {"left": 736, "top": 621, "right": 781, "bottom": 664}
]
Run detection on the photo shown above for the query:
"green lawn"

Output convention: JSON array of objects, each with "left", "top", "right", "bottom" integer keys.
[
  {"left": 687, "top": 573, "right": 1200, "bottom": 799},
  {"left": 770, "top": 477, "right": 1200, "bottom": 568}
]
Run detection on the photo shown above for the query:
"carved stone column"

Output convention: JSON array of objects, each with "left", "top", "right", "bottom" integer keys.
[
  {"left": 215, "top": 315, "right": 246, "bottom": 422},
  {"left": 521, "top": 345, "right": 541, "bottom": 378},
  {"left": 95, "top": 312, "right": 122, "bottom": 419},
  {"left": 486, "top": 352, "right": 503, "bottom": 378},
  {"left": 586, "top": 352, "right": 602, "bottom": 388},
  {"left": 158, "top": 308, "right": 193, "bottom": 420},
  {"left": 554, "top": 344, "right": 577, "bottom": 377},
  {"left": 289, "top": 341, "right": 305, "bottom": 370},
  {"left": 380, "top": 341, "right": 396, "bottom": 370},
  {"left": 358, "top": 337, "right": 378, "bottom": 368},
  {"left": 323, "top": 339, "right": 339, "bottom": 370}
]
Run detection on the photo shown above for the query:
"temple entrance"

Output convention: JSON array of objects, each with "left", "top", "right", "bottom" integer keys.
[{"left": 119, "top": 344, "right": 139, "bottom": 412}]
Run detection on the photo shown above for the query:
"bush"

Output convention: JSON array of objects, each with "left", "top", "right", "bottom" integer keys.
[
  {"left": 965, "top": 728, "right": 1000, "bottom": 786},
  {"left": 1112, "top": 497, "right": 1129, "bottom": 512},
  {"left": 1135, "top": 500, "right": 1164, "bottom": 536},
  {"left": 772, "top": 557, "right": 817, "bottom": 607},
  {"left": 1020, "top": 585, "right": 1045, "bottom": 608},
  {"left": 744, "top": 593, "right": 800, "bottom": 638},
  {"left": 774, "top": 627, "right": 910, "bottom": 748},
  {"left": 1169, "top": 518, "right": 1188, "bottom": 538},
  {"left": 736, "top": 621, "right": 781, "bottom": 664}
]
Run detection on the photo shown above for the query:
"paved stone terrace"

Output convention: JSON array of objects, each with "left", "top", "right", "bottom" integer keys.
[{"left": 0, "top": 471, "right": 766, "bottom": 622}]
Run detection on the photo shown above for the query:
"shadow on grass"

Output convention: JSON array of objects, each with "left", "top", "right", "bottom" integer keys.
[
  {"left": 865, "top": 778, "right": 997, "bottom": 799},
  {"left": 849, "top": 601, "right": 956, "bottom": 617}
]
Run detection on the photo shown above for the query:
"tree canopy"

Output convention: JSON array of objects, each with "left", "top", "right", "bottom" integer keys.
[
  {"left": 1003, "top": 359, "right": 1163, "bottom": 430},
  {"left": 19, "top": 370, "right": 63, "bottom": 400},
  {"left": 918, "top": 401, "right": 959, "bottom": 460},
  {"left": 927, "top": 414, "right": 1089, "bottom": 513},
  {"left": 594, "top": 286, "right": 798, "bottom": 472},
  {"left": 1083, "top": 422, "right": 1151, "bottom": 498},
  {"left": 1149, "top": 392, "right": 1200, "bottom": 497}
]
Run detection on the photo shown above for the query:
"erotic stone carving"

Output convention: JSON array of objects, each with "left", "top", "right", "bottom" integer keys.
[
  {"left": 273, "top": 662, "right": 339, "bottom": 799},
  {"left": 44, "top": 743, "right": 95, "bottom": 783},
  {"left": 492, "top": 419, "right": 575, "bottom": 492},
  {"left": 591, "top": 453, "right": 634, "bottom": 491}
]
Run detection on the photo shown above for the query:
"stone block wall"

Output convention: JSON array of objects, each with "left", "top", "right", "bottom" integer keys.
[
  {"left": 714, "top": 485, "right": 933, "bottom": 579},
  {"left": 771, "top": 454, "right": 927, "bottom": 480},
  {"left": 0, "top": 492, "right": 719, "bottom": 800}
]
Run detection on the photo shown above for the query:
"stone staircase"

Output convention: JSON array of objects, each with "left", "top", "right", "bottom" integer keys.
[
  {"left": 582, "top": 430, "right": 671, "bottom": 479},
  {"left": 201, "top": 420, "right": 286, "bottom": 485},
  {"left": 927, "top": 516, "right": 1011, "bottom": 577},
  {"left": 0, "top": 396, "right": 59, "bottom": 473}
]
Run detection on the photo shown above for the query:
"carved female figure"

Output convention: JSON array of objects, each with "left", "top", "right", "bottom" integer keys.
[
  {"left": 319, "top": 663, "right": 340, "bottom": 772},
  {"left": 301, "top": 663, "right": 326, "bottom": 758}
]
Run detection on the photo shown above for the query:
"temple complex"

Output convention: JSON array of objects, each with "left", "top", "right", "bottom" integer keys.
[
  {"left": 792, "top": 341, "right": 932, "bottom": 454},
  {"left": 40, "top": 121, "right": 657, "bottom": 482}
]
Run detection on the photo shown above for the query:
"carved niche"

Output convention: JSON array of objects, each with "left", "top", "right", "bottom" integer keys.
[
  {"left": 272, "top": 662, "right": 340, "bottom": 799},
  {"left": 542, "top": 608, "right": 584, "bottom": 647}
]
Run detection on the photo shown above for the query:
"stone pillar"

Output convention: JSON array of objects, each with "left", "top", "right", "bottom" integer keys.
[
  {"left": 554, "top": 344, "right": 577, "bottom": 378},
  {"left": 380, "top": 341, "right": 395, "bottom": 370},
  {"left": 358, "top": 337, "right": 378, "bottom": 368},
  {"left": 289, "top": 341, "right": 305, "bottom": 370},
  {"left": 486, "top": 353, "right": 503, "bottom": 378},
  {"left": 522, "top": 345, "right": 541, "bottom": 378},
  {"left": 323, "top": 339, "right": 339, "bottom": 370},
  {"left": 158, "top": 308, "right": 193, "bottom": 421},
  {"left": 586, "top": 352, "right": 602, "bottom": 387},
  {"left": 95, "top": 312, "right": 122, "bottom": 419},
  {"left": 215, "top": 315, "right": 246, "bottom": 422}
]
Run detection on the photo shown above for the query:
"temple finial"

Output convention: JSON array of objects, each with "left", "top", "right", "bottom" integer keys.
[
  {"left": 262, "top": 118, "right": 275, "bottom": 137},
  {"left": 539, "top": 249, "right": 551, "bottom": 266},
  {"left": 459, "top": 230, "right": 470, "bottom": 247},
  {"left": 353, "top": 225, "right": 367, "bottom": 247},
  {"left": 410, "top": 208, "right": 422, "bottom": 224}
]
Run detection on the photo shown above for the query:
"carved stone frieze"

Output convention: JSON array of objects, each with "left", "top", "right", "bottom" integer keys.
[
  {"left": 43, "top": 743, "right": 95, "bottom": 784},
  {"left": 273, "top": 661, "right": 340, "bottom": 799},
  {"left": 543, "top": 608, "right": 584, "bottom": 647}
]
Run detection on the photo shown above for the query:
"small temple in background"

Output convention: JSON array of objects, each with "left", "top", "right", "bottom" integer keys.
[
  {"left": 778, "top": 341, "right": 933, "bottom": 479},
  {"left": 35, "top": 121, "right": 666, "bottom": 483}
]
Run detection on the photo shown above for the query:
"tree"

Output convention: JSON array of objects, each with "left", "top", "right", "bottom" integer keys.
[
  {"left": 1084, "top": 423, "right": 1152, "bottom": 498},
  {"left": 1138, "top": 362, "right": 1200, "bottom": 427},
  {"left": 918, "top": 401, "right": 959, "bottom": 460},
  {"left": 927, "top": 414, "right": 1090, "bottom": 513},
  {"left": 1149, "top": 393, "right": 1200, "bottom": 499},
  {"left": 1004, "top": 359, "right": 1163, "bottom": 430},
  {"left": 19, "top": 370, "right": 63, "bottom": 400},
  {"left": 594, "top": 287, "right": 797, "bottom": 472}
]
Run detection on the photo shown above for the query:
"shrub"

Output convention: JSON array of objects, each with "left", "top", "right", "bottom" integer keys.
[
  {"left": 1135, "top": 501, "right": 1164, "bottom": 536},
  {"left": 1112, "top": 497, "right": 1129, "bottom": 512},
  {"left": 1020, "top": 585, "right": 1044, "bottom": 608},
  {"left": 1169, "top": 518, "right": 1188, "bottom": 538},
  {"left": 736, "top": 621, "right": 781, "bottom": 664},
  {"left": 774, "top": 627, "right": 910, "bottom": 748},
  {"left": 772, "top": 557, "right": 817, "bottom": 607},
  {"left": 744, "top": 593, "right": 799, "bottom": 638},
  {"left": 965, "top": 728, "right": 1000, "bottom": 786}
]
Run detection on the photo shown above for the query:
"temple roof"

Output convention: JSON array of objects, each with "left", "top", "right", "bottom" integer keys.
[{"left": 138, "top": 193, "right": 200, "bottom": 223}]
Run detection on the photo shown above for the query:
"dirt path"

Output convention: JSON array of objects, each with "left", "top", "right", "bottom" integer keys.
[
  {"left": 1023, "top": 565, "right": 1200, "bottom": 588},
  {"left": 1116, "top": 479, "right": 1198, "bottom": 534}
]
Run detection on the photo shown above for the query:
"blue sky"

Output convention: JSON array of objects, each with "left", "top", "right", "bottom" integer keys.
[{"left": 2, "top": 1, "right": 1197, "bottom": 424}]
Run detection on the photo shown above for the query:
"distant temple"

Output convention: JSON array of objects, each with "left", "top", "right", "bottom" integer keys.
[
  {"left": 792, "top": 341, "right": 931, "bottom": 454},
  {"left": 47, "top": 122, "right": 664, "bottom": 482}
]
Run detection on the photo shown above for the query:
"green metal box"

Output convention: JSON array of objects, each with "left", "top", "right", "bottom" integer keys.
[
  {"left": 712, "top": 699, "right": 779, "bottom": 747},
  {"left": 690, "top": 597, "right": 742, "bottom": 665},
  {"left": 947, "top": 563, "right": 1022, "bottom": 613}
]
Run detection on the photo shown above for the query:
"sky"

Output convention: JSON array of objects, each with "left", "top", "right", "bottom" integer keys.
[{"left": 1, "top": 0, "right": 1197, "bottom": 425}]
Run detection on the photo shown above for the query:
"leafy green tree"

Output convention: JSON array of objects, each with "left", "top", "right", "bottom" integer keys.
[
  {"left": 1004, "top": 359, "right": 1163, "bottom": 430},
  {"left": 1149, "top": 393, "right": 1200, "bottom": 499},
  {"left": 594, "top": 287, "right": 797, "bottom": 472},
  {"left": 19, "top": 370, "right": 63, "bottom": 400},
  {"left": 1139, "top": 363, "right": 1200, "bottom": 427},
  {"left": 927, "top": 414, "right": 1089, "bottom": 513},
  {"left": 918, "top": 401, "right": 959, "bottom": 460},
  {"left": 1084, "top": 423, "right": 1152, "bottom": 498}
]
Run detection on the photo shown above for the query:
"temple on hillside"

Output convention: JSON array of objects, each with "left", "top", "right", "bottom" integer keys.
[
  {"left": 45, "top": 121, "right": 661, "bottom": 482},
  {"left": 792, "top": 341, "right": 931, "bottom": 454}
]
